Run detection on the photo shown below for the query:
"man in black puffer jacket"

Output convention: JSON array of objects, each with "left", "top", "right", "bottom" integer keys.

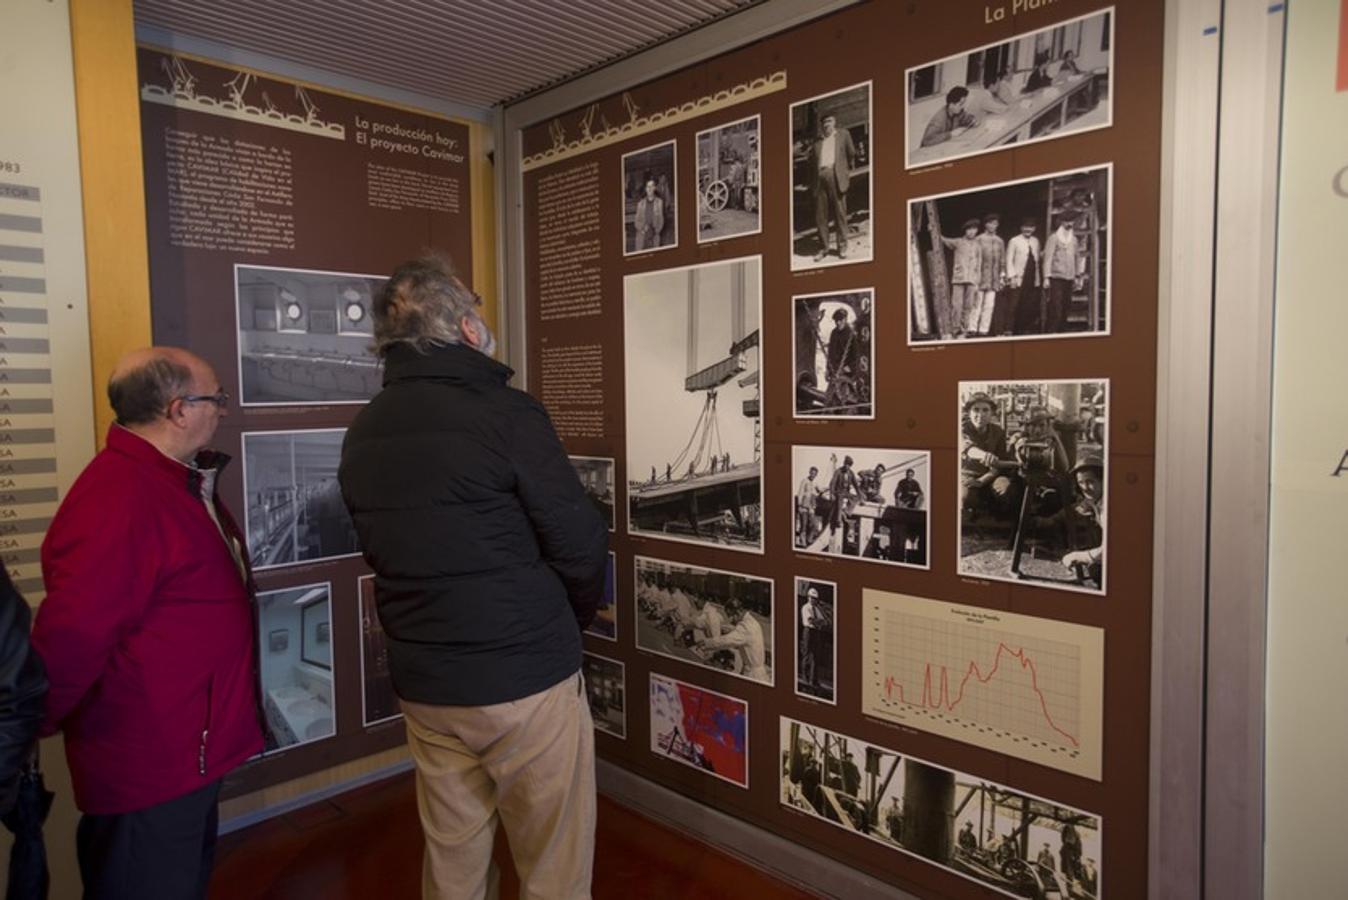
[{"left": 339, "top": 254, "right": 608, "bottom": 900}]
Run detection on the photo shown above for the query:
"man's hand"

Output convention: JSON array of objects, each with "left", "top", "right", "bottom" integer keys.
[{"left": 1062, "top": 550, "right": 1094, "bottom": 569}]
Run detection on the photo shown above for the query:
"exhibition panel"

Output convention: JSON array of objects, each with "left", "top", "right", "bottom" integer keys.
[
  {"left": 531, "top": 1, "right": 1162, "bottom": 896},
  {"left": 134, "top": 45, "right": 476, "bottom": 796}
]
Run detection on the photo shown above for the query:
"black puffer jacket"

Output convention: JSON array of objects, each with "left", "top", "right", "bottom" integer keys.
[
  {"left": 0, "top": 569, "right": 46, "bottom": 816},
  {"left": 339, "top": 343, "right": 608, "bottom": 706}
]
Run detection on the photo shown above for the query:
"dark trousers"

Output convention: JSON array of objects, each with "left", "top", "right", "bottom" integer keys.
[
  {"left": 77, "top": 780, "right": 222, "bottom": 900},
  {"left": 1005, "top": 257, "right": 1040, "bottom": 334},
  {"left": 1045, "top": 277, "right": 1072, "bottom": 333},
  {"left": 813, "top": 173, "right": 848, "bottom": 253}
]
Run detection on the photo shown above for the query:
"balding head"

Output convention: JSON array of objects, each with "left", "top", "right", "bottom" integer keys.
[
  {"left": 108, "top": 347, "right": 207, "bottom": 426},
  {"left": 107, "top": 347, "right": 225, "bottom": 462}
]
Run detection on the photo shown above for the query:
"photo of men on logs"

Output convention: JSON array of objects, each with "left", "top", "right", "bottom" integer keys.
[
  {"left": 781, "top": 717, "right": 1102, "bottom": 899},
  {"left": 634, "top": 556, "right": 773, "bottom": 687},
  {"left": 794, "top": 289, "right": 873, "bottom": 418},
  {"left": 958, "top": 380, "right": 1108, "bottom": 594},
  {"left": 792, "top": 446, "right": 929, "bottom": 569}
]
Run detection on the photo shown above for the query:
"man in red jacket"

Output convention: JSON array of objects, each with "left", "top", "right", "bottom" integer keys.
[{"left": 33, "top": 347, "right": 263, "bottom": 900}]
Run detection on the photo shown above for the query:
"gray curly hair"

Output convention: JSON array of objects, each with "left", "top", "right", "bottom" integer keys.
[{"left": 373, "top": 253, "right": 492, "bottom": 358}]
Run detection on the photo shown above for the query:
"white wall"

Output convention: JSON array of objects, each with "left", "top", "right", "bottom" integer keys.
[{"left": 1264, "top": 1, "right": 1348, "bottom": 896}]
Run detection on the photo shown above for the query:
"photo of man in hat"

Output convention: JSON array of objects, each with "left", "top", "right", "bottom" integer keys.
[
  {"left": 938, "top": 218, "right": 982, "bottom": 340},
  {"left": 1004, "top": 216, "right": 1042, "bottom": 334},
  {"left": 793, "top": 289, "right": 873, "bottom": 418},
  {"left": 960, "top": 391, "right": 1018, "bottom": 517},
  {"left": 971, "top": 213, "right": 1006, "bottom": 337},
  {"left": 1032, "top": 452, "right": 1106, "bottom": 587},
  {"left": 959, "top": 380, "right": 1109, "bottom": 594}
]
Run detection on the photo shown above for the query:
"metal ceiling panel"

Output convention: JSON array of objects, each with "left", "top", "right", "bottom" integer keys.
[{"left": 133, "top": 0, "right": 762, "bottom": 110}]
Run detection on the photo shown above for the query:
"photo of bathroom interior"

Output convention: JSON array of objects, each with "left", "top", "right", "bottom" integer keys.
[{"left": 258, "top": 583, "right": 337, "bottom": 751}]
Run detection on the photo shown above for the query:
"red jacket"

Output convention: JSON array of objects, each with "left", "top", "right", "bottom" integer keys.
[{"left": 33, "top": 427, "right": 263, "bottom": 814}]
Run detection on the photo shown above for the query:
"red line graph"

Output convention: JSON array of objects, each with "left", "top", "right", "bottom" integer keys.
[{"left": 883, "top": 642, "right": 1079, "bottom": 748}]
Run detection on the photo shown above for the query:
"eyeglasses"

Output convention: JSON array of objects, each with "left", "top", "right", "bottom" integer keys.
[{"left": 178, "top": 389, "right": 230, "bottom": 409}]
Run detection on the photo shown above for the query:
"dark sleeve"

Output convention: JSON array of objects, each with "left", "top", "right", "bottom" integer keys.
[
  {"left": 0, "top": 571, "right": 47, "bottom": 818},
  {"left": 509, "top": 399, "right": 610, "bottom": 629}
]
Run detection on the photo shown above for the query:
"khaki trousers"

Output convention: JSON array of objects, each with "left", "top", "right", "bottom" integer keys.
[{"left": 402, "top": 672, "right": 596, "bottom": 900}]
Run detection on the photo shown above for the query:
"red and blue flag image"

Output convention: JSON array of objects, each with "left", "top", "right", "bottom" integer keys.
[{"left": 650, "top": 673, "right": 748, "bottom": 787}]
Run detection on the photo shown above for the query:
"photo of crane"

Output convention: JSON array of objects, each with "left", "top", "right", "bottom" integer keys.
[{"left": 624, "top": 257, "right": 763, "bottom": 553}]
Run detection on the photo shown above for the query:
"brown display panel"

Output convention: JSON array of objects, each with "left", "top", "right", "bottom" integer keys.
[
  {"left": 135, "top": 46, "right": 474, "bottom": 797},
  {"left": 522, "top": 2, "right": 1159, "bottom": 897}
]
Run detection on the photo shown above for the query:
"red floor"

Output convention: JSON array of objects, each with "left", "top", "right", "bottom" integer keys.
[{"left": 209, "top": 772, "right": 817, "bottom": 899}]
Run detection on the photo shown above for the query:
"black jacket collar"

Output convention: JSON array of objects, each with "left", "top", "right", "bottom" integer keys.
[{"left": 382, "top": 342, "right": 513, "bottom": 387}]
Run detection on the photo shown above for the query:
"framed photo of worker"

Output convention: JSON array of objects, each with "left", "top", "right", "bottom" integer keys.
[
  {"left": 568, "top": 455, "right": 616, "bottom": 531},
  {"left": 780, "top": 716, "right": 1103, "bottom": 895},
  {"left": 633, "top": 555, "right": 774, "bottom": 687},
  {"left": 624, "top": 256, "right": 763, "bottom": 553},
  {"left": 357, "top": 574, "right": 401, "bottom": 728},
  {"left": 650, "top": 673, "right": 749, "bottom": 789},
  {"left": 793, "top": 289, "right": 874, "bottom": 418},
  {"left": 233, "top": 263, "right": 384, "bottom": 406},
  {"left": 584, "top": 551, "right": 618, "bottom": 642},
  {"left": 905, "top": 7, "right": 1115, "bottom": 169},
  {"left": 793, "top": 577, "right": 836, "bottom": 705},
  {"left": 791, "top": 445, "right": 930, "bottom": 569},
  {"left": 256, "top": 582, "right": 337, "bottom": 752},
  {"left": 241, "top": 429, "right": 360, "bottom": 571},
  {"left": 696, "top": 114, "right": 761, "bottom": 243},
  {"left": 957, "top": 380, "right": 1109, "bottom": 594},
  {"left": 621, "top": 139, "right": 677, "bottom": 256},
  {"left": 908, "top": 164, "right": 1112, "bottom": 344},
  {"left": 582, "top": 652, "right": 627, "bottom": 739},
  {"left": 789, "top": 81, "right": 873, "bottom": 271}
]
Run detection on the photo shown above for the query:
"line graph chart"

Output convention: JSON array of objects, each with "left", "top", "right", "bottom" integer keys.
[{"left": 862, "top": 589, "right": 1104, "bottom": 780}]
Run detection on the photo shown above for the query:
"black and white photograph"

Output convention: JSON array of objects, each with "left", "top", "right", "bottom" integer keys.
[
  {"left": 358, "top": 575, "right": 400, "bottom": 727},
  {"left": 958, "top": 380, "right": 1108, "bottom": 594},
  {"left": 794, "top": 289, "right": 874, "bottom": 418},
  {"left": 791, "top": 82, "right": 873, "bottom": 270},
  {"left": 792, "top": 446, "right": 930, "bottom": 569},
  {"left": 235, "top": 264, "right": 384, "bottom": 406},
  {"left": 258, "top": 583, "right": 337, "bottom": 751},
  {"left": 582, "top": 652, "right": 626, "bottom": 739},
  {"left": 635, "top": 555, "right": 773, "bottom": 687},
  {"left": 622, "top": 140, "right": 677, "bottom": 256},
  {"left": 697, "top": 115, "right": 761, "bottom": 243},
  {"left": 909, "top": 165, "right": 1111, "bottom": 343},
  {"left": 624, "top": 257, "right": 763, "bottom": 552},
  {"left": 242, "top": 429, "right": 360, "bottom": 570},
  {"left": 781, "top": 717, "right": 1102, "bottom": 899},
  {"left": 651, "top": 673, "right": 749, "bottom": 788},
  {"left": 794, "top": 577, "right": 836, "bottom": 705},
  {"left": 906, "top": 8, "right": 1114, "bottom": 169},
  {"left": 569, "top": 455, "right": 616, "bottom": 531},
  {"left": 584, "top": 551, "right": 618, "bottom": 641}
]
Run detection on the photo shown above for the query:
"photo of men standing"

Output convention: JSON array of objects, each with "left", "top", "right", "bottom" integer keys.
[{"left": 909, "top": 165, "right": 1110, "bottom": 344}]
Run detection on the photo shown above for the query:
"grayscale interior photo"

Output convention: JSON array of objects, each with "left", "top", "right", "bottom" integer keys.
[
  {"left": 235, "top": 265, "right": 384, "bottom": 406},
  {"left": 243, "top": 429, "right": 359, "bottom": 569}
]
